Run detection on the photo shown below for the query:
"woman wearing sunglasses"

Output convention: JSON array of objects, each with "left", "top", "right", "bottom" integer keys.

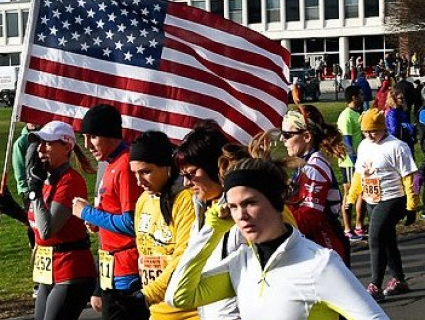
[{"left": 280, "top": 105, "right": 350, "bottom": 265}]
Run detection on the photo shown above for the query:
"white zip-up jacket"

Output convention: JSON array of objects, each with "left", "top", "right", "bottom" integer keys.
[{"left": 166, "top": 222, "right": 390, "bottom": 320}]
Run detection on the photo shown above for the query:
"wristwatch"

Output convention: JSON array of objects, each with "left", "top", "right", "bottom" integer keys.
[{"left": 28, "top": 191, "right": 39, "bottom": 201}]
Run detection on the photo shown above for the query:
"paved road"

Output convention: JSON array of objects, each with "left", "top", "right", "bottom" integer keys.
[{"left": 11, "top": 232, "right": 425, "bottom": 320}]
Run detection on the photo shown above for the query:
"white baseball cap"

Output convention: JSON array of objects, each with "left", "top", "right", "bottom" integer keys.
[{"left": 29, "top": 121, "right": 76, "bottom": 148}]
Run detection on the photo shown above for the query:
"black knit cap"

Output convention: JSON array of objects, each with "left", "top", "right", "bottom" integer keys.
[
  {"left": 130, "top": 131, "right": 174, "bottom": 166},
  {"left": 81, "top": 104, "right": 122, "bottom": 139}
]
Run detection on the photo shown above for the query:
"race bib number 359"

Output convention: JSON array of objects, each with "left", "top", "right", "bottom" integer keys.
[{"left": 33, "top": 246, "right": 53, "bottom": 285}]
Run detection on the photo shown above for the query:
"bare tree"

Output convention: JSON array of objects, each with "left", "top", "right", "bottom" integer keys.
[{"left": 385, "top": 0, "right": 425, "bottom": 55}]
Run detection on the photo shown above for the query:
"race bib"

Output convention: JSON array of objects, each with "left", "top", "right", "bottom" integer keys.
[
  {"left": 139, "top": 255, "right": 166, "bottom": 286},
  {"left": 98, "top": 249, "right": 114, "bottom": 290},
  {"left": 363, "top": 177, "right": 381, "bottom": 203},
  {"left": 33, "top": 246, "right": 53, "bottom": 285}
]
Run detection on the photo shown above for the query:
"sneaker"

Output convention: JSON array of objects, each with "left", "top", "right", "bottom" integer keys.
[
  {"left": 383, "top": 278, "right": 409, "bottom": 296},
  {"left": 367, "top": 283, "right": 385, "bottom": 301},
  {"left": 344, "top": 230, "right": 363, "bottom": 242},
  {"left": 354, "top": 227, "right": 367, "bottom": 237}
]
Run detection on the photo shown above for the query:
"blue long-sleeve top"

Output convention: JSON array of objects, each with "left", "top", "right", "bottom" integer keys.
[{"left": 385, "top": 107, "right": 408, "bottom": 139}]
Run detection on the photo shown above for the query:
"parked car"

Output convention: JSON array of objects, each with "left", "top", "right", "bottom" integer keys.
[{"left": 289, "top": 68, "right": 321, "bottom": 102}]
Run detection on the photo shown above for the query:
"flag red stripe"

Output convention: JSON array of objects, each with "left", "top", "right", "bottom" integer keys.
[
  {"left": 164, "top": 24, "right": 287, "bottom": 83},
  {"left": 20, "top": 106, "right": 147, "bottom": 144},
  {"left": 24, "top": 81, "right": 199, "bottom": 128},
  {"left": 167, "top": 2, "right": 290, "bottom": 63},
  {"left": 28, "top": 56, "right": 267, "bottom": 132},
  {"left": 164, "top": 37, "right": 287, "bottom": 102},
  {"left": 159, "top": 58, "right": 283, "bottom": 123}
]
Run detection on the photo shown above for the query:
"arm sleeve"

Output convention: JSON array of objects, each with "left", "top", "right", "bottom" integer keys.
[
  {"left": 33, "top": 200, "right": 72, "bottom": 240},
  {"left": 402, "top": 173, "right": 419, "bottom": 211},
  {"left": 142, "top": 191, "right": 196, "bottom": 304},
  {"left": 346, "top": 173, "right": 362, "bottom": 204},
  {"left": 342, "top": 135, "right": 356, "bottom": 164},
  {"left": 385, "top": 110, "right": 400, "bottom": 137},
  {"left": 316, "top": 253, "right": 390, "bottom": 320},
  {"left": 81, "top": 206, "right": 135, "bottom": 237},
  {"left": 165, "top": 207, "right": 236, "bottom": 309},
  {"left": 12, "top": 137, "right": 28, "bottom": 195}
]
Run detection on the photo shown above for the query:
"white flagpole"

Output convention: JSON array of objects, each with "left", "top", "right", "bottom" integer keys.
[{"left": 0, "top": 0, "right": 37, "bottom": 195}]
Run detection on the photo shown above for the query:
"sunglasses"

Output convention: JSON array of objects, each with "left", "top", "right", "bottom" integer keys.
[
  {"left": 280, "top": 131, "right": 304, "bottom": 140},
  {"left": 180, "top": 167, "right": 200, "bottom": 181}
]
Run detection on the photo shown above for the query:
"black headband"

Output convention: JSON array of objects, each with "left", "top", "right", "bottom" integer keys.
[{"left": 223, "top": 169, "right": 285, "bottom": 211}]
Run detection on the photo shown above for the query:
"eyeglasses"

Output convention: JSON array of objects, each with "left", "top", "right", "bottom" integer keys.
[
  {"left": 180, "top": 167, "right": 200, "bottom": 181},
  {"left": 280, "top": 131, "right": 304, "bottom": 140}
]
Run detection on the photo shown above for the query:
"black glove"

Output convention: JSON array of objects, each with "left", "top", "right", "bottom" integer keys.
[
  {"left": 344, "top": 203, "right": 353, "bottom": 214},
  {"left": 27, "top": 155, "right": 47, "bottom": 199},
  {"left": 131, "top": 290, "right": 151, "bottom": 320},
  {"left": 404, "top": 209, "right": 416, "bottom": 226},
  {"left": 0, "top": 186, "right": 28, "bottom": 225}
]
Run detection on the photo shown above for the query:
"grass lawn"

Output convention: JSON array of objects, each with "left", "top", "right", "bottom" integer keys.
[{"left": 0, "top": 101, "right": 424, "bottom": 312}]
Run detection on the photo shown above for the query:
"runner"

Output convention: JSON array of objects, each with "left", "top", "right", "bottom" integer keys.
[
  {"left": 27, "top": 121, "right": 97, "bottom": 320},
  {"left": 346, "top": 108, "right": 418, "bottom": 301},
  {"left": 280, "top": 105, "right": 350, "bottom": 265},
  {"left": 72, "top": 104, "right": 146, "bottom": 320}
]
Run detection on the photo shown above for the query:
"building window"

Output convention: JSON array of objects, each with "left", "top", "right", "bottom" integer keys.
[
  {"left": 305, "top": 0, "right": 319, "bottom": 20},
  {"left": 248, "top": 0, "right": 261, "bottom": 24},
  {"left": 291, "top": 39, "right": 304, "bottom": 53},
  {"left": 22, "top": 10, "right": 29, "bottom": 36},
  {"left": 306, "top": 38, "right": 324, "bottom": 53},
  {"left": 229, "top": 0, "right": 242, "bottom": 23},
  {"left": 0, "top": 13, "right": 3, "bottom": 37},
  {"left": 286, "top": 0, "right": 300, "bottom": 22},
  {"left": 191, "top": 0, "right": 205, "bottom": 9},
  {"left": 365, "top": 0, "right": 379, "bottom": 17},
  {"left": 211, "top": 0, "right": 224, "bottom": 17},
  {"left": 266, "top": 0, "right": 280, "bottom": 22},
  {"left": 11, "top": 53, "right": 20, "bottom": 65},
  {"left": 325, "top": 0, "right": 339, "bottom": 20},
  {"left": 6, "top": 12, "right": 19, "bottom": 37},
  {"left": 345, "top": 0, "right": 358, "bottom": 18}
]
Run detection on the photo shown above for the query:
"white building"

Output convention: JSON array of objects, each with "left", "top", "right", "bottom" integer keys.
[{"left": 0, "top": 0, "right": 397, "bottom": 71}]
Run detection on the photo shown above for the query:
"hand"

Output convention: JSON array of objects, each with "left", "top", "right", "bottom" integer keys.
[
  {"left": 90, "top": 295, "right": 102, "bottom": 312},
  {"left": 85, "top": 222, "right": 99, "bottom": 233},
  {"left": 205, "top": 203, "right": 235, "bottom": 233},
  {"left": 27, "top": 157, "right": 47, "bottom": 198},
  {"left": 404, "top": 209, "right": 416, "bottom": 226},
  {"left": 0, "top": 186, "right": 27, "bottom": 225},
  {"left": 72, "top": 197, "right": 89, "bottom": 219}
]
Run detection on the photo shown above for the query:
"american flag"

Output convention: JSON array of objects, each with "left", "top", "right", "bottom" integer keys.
[{"left": 16, "top": 0, "right": 289, "bottom": 143}]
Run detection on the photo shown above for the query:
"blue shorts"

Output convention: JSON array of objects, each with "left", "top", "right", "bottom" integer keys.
[{"left": 340, "top": 167, "right": 355, "bottom": 184}]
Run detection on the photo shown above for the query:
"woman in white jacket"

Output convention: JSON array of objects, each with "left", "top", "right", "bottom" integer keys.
[{"left": 166, "top": 153, "right": 391, "bottom": 320}]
